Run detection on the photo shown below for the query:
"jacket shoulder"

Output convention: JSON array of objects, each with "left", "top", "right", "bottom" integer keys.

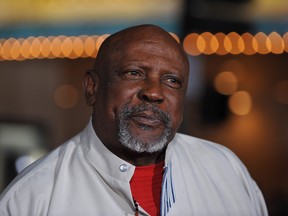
[
  {"left": 171, "top": 133, "right": 248, "bottom": 175},
  {"left": 0, "top": 134, "right": 81, "bottom": 208}
]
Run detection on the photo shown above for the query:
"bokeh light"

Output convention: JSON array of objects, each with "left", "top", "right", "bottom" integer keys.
[
  {"left": 51, "top": 37, "right": 62, "bottom": 58},
  {"left": 283, "top": 32, "right": 288, "bottom": 53},
  {"left": 84, "top": 36, "right": 97, "bottom": 57},
  {"left": 226, "top": 32, "right": 242, "bottom": 55},
  {"left": 1, "top": 32, "right": 288, "bottom": 60},
  {"left": 72, "top": 37, "right": 84, "bottom": 58},
  {"left": 30, "top": 38, "right": 42, "bottom": 58},
  {"left": 62, "top": 37, "right": 73, "bottom": 58},
  {"left": 214, "top": 33, "right": 229, "bottom": 55},
  {"left": 2, "top": 38, "right": 13, "bottom": 60},
  {"left": 254, "top": 32, "right": 270, "bottom": 54},
  {"left": 229, "top": 91, "right": 252, "bottom": 116},
  {"left": 214, "top": 71, "right": 238, "bottom": 95},
  {"left": 200, "top": 32, "right": 218, "bottom": 55},
  {"left": 241, "top": 33, "right": 257, "bottom": 55},
  {"left": 20, "top": 39, "right": 31, "bottom": 59},
  {"left": 183, "top": 33, "right": 201, "bottom": 56},
  {"left": 10, "top": 39, "right": 21, "bottom": 60},
  {"left": 268, "top": 32, "right": 284, "bottom": 54},
  {"left": 40, "top": 38, "right": 51, "bottom": 58},
  {"left": 223, "top": 35, "right": 232, "bottom": 53},
  {"left": 196, "top": 35, "right": 206, "bottom": 54}
]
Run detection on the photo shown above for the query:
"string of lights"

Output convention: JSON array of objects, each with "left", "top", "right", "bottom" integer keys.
[{"left": 1, "top": 32, "right": 288, "bottom": 61}]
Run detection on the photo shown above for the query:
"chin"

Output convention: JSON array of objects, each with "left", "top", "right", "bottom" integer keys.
[{"left": 119, "top": 133, "right": 169, "bottom": 154}]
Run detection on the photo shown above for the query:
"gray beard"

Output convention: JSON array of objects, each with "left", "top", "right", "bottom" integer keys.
[{"left": 118, "top": 103, "right": 172, "bottom": 153}]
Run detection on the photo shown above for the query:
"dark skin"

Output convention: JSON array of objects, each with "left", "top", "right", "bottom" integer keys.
[{"left": 83, "top": 25, "right": 189, "bottom": 166}]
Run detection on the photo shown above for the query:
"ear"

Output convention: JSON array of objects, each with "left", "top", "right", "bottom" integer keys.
[{"left": 83, "top": 70, "right": 98, "bottom": 106}]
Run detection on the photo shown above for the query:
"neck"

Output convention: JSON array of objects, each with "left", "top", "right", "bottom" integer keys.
[{"left": 119, "top": 147, "right": 166, "bottom": 166}]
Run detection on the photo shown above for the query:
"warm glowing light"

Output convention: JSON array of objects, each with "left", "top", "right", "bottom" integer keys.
[
  {"left": 20, "top": 39, "right": 31, "bottom": 59},
  {"left": 224, "top": 36, "right": 232, "bottom": 53},
  {"left": 1, "top": 31, "right": 288, "bottom": 61},
  {"left": 26, "top": 37, "right": 36, "bottom": 58},
  {"left": 200, "top": 32, "right": 218, "bottom": 55},
  {"left": 210, "top": 35, "right": 219, "bottom": 54},
  {"left": 275, "top": 80, "right": 288, "bottom": 104},
  {"left": 37, "top": 37, "right": 46, "bottom": 59},
  {"left": 237, "top": 35, "right": 245, "bottom": 54},
  {"left": 254, "top": 32, "right": 270, "bottom": 54},
  {"left": 79, "top": 35, "right": 89, "bottom": 57},
  {"left": 214, "top": 33, "right": 229, "bottom": 55},
  {"left": 0, "top": 40, "right": 3, "bottom": 60},
  {"left": 229, "top": 91, "right": 252, "bottom": 116},
  {"left": 73, "top": 37, "right": 84, "bottom": 57},
  {"left": 54, "top": 84, "right": 79, "bottom": 109},
  {"left": 51, "top": 37, "right": 62, "bottom": 58},
  {"left": 283, "top": 32, "right": 288, "bottom": 53},
  {"left": 183, "top": 33, "right": 201, "bottom": 56},
  {"left": 196, "top": 35, "right": 205, "bottom": 53},
  {"left": 58, "top": 36, "right": 67, "bottom": 58},
  {"left": 226, "top": 32, "right": 242, "bottom": 55},
  {"left": 43, "top": 36, "right": 53, "bottom": 58},
  {"left": 214, "top": 71, "right": 238, "bottom": 95},
  {"left": 268, "top": 32, "right": 284, "bottom": 54},
  {"left": 62, "top": 37, "right": 73, "bottom": 57},
  {"left": 30, "top": 38, "right": 42, "bottom": 58},
  {"left": 241, "top": 33, "right": 257, "bottom": 55},
  {"left": 2, "top": 38, "right": 13, "bottom": 60},
  {"left": 41, "top": 37, "right": 52, "bottom": 58},
  {"left": 84, "top": 36, "right": 97, "bottom": 57},
  {"left": 10, "top": 39, "right": 21, "bottom": 60}
]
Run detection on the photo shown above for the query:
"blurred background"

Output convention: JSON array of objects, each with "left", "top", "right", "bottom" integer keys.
[{"left": 0, "top": 0, "right": 287, "bottom": 215}]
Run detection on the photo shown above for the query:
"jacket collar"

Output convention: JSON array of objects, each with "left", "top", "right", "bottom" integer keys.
[{"left": 80, "top": 119, "right": 136, "bottom": 182}]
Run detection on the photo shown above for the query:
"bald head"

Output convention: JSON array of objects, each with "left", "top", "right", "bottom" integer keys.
[{"left": 94, "top": 24, "right": 189, "bottom": 74}]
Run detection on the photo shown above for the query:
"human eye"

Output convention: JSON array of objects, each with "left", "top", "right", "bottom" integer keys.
[
  {"left": 163, "top": 76, "right": 182, "bottom": 89},
  {"left": 126, "top": 71, "right": 140, "bottom": 76},
  {"left": 122, "top": 70, "right": 144, "bottom": 80}
]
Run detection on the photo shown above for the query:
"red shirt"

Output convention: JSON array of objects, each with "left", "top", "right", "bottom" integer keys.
[{"left": 130, "top": 162, "right": 164, "bottom": 216}]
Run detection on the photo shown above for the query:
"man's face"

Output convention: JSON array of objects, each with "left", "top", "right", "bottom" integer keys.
[{"left": 92, "top": 35, "right": 189, "bottom": 155}]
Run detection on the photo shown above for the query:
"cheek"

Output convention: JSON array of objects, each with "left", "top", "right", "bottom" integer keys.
[
  {"left": 105, "top": 84, "right": 140, "bottom": 114},
  {"left": 165, "top": 93, "right": 185, "bottom": 125}
]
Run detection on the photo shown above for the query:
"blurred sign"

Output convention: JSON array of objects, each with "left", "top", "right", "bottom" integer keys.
[
  {"left": 253, "top": 0, "right": 288, "bottom": 18},
  {"left": 0, "top": 0, "right": 182, "bottom": 23}
]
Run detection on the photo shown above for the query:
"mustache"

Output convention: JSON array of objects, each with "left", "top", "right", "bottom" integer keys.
[{"left": 120, "top": 103, "right": 172, "bottom": 127}]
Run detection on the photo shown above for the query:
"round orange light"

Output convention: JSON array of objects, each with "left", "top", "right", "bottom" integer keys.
[
  {"left": 229, "top": 91, "right": 252, "bottom": 116},
  {"left": 268, "top": 32, "right": 284, "bottom": 54},
  {"left": 183, "top": 33, "right": 201, "bottom": 56},
  {"left": 214, "top": 71, "right": 238, "bottom": 95},
  {"left": 241, "top": 33, "right": 257, "bottom": 55},
  {"left": 254, "top": 32, "right": 270, "bottom": 54},
  {"left": 214, "top": 33, "right": 229, "bottom": 55}
]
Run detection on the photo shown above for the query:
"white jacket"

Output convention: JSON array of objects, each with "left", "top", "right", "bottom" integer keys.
[{"left": 0, "top": 120, "right": 268, "bottom": 216}]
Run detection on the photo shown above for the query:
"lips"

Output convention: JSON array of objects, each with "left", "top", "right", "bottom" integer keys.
[{"left": 130, "top": 112, "right": 164, "bottom": 127}]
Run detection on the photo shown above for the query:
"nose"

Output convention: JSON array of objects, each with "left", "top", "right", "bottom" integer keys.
[{"left": 137, "top": 79, "right": 164, "bottom": 104}]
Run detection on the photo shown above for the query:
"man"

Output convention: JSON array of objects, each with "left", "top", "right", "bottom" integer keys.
[{"left": 0, "top": 24, "right": 267, "bottom": 216}]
